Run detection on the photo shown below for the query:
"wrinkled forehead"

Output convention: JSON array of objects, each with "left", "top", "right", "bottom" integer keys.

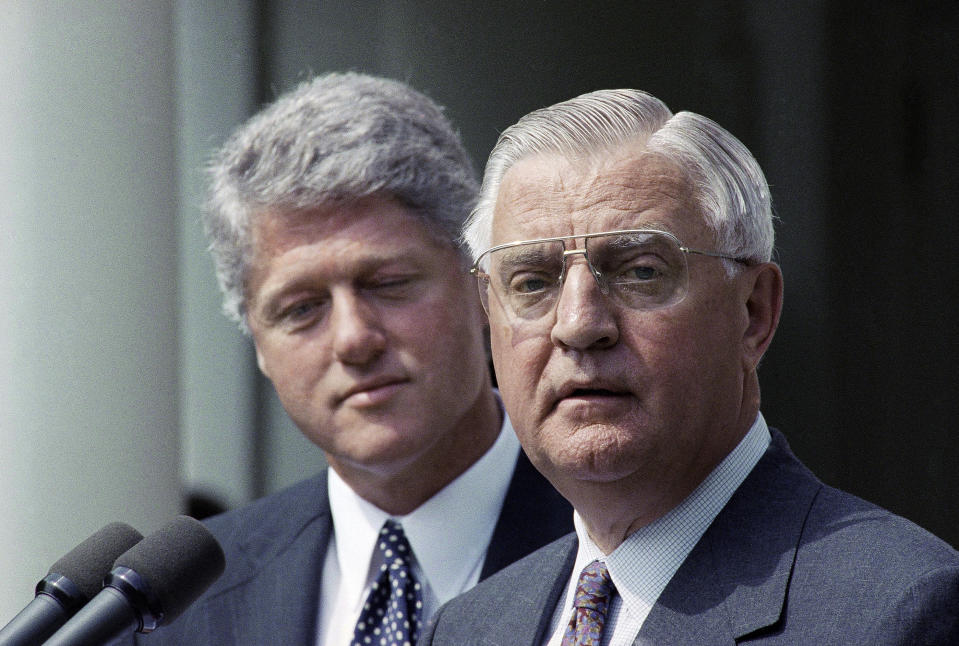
[{"left": 491, "top": 145, "right": 704, "bottom": 246}]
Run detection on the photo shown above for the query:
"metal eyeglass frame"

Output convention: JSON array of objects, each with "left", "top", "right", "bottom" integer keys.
[{"left": 470, "top": 228, "right": 747, "bottom": 311}]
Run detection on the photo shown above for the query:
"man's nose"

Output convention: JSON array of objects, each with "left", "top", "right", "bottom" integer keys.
[
  {"left": 330, "top": 291, "right": 387, "bottom": 365},
  {"left": 549, "top": 259, "right": 619, "bottom": 351}
]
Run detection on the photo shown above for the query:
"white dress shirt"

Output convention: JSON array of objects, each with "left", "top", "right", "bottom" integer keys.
[
  {"left": 317, "top": 410, "right": 521, "bottom": 646},
  {"left": 544, "top": 413, "right": 772, "bottom": 646}
]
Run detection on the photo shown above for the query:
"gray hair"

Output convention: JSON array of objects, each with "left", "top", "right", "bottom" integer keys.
[
  {"left": 205, "top": 72, "right": 479, "bottom": 331},
  {"left": 464, "top": 89, "right": 773, "bottom": 267}
]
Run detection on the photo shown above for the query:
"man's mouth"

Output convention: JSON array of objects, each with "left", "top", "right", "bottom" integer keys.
[
  {"left": 340, "top": 377, "right": 408, "bottom": 406},
  {"left": 552, "top": 382, "right": 632, "bottom": 410},
  {"left": 567, "top": 388, "right": 624, "bottom": 398}
]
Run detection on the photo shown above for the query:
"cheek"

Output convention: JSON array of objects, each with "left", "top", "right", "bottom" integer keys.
[
  {"left": 632, "top": 302, "right": 742, "bottom": 402},
  {"left": 254, "top": 328, "right": 332, "bottom": 396},
  {"left": 616, "top": 307, "right": 718, "bottom": 387},
  {"left": 490, "top": 320, "right": 549, "bottom": 418},
  {"left": 269, "top": 346, "right": 320, "bottom": 401},
  {"left": 490, "top": 317, "right": 529, "bottom": 382}
]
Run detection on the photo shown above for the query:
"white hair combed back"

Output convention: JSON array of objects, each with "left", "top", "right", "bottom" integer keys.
[{"left": 464, "top": 89, "right": 773, "bottom": 265}]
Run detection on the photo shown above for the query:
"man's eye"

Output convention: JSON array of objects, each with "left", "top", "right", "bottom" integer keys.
[
  {"left": 366, "top": 277, "right": 417, "bottom": 298},
  {"left": 279, "top": 299, "right": 326, "bottom": 327},
  {"left": 619, "top": 264, "right": 660, "bottom": 282},
  {"left": 510, "top": 274, "right": 552, "bottom": 294},
  {"left": 288, "top": 302, "right": 316, "bottom": 317},
  {"left": 374, "top": 277, "right": 409, "bottom": 289}
]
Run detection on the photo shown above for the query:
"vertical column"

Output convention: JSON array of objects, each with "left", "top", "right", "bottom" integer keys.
[
  {"left": 173, "top": 2, "right": 260, "bottom": 511},
  {"left": 0, "top": 2, "right": 180, "bottom": 621}
]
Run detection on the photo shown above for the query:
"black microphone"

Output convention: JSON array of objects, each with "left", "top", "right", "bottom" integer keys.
[
  {"left": 43, "top": 515, "right": 225, "bottom": 646},
  {"left": 0, "top": 522, "right": 143, "bottom": 646}
]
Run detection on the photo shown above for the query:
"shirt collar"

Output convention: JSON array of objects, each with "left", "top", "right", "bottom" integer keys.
[
  {"left": 328, "top": 397, "right": 520, "bottom": 607},
  {"left": 568, "top": 413, "right": 771, "bottom": 626}
]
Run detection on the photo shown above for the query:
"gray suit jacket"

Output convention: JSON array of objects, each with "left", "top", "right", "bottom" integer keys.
[
  {"left": 125, "top": 451, "right": 571, "bottom": 645},
  {"left": 421, "top": 430, "right": 959, "bottom": 645}
]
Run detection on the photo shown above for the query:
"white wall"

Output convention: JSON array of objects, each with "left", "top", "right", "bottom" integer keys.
[{"left": 0, "top": 2, "right": 181, "bottom": 621}]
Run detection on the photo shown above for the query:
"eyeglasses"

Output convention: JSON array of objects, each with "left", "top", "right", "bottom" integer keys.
[{"left": 470, "top": 229, "right": 745, "bottom": 321}]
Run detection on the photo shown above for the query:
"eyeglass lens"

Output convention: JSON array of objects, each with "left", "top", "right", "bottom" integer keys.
[{"left": 479, "top": 231, "right": 690, "bottom": 319}]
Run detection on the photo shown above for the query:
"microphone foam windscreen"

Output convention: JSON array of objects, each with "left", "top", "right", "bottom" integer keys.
[
  {"left": 48, "top": 522, "right": 144, "bottom": 602},
  {"left": 113, "top": 515, "right": 225, "bottom": 623}
]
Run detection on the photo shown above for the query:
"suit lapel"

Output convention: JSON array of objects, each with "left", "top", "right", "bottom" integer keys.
[
  {"left": 524, "top": 535, "right": 579, "bottom": 645},
  {"left": 636, "top": 431, "right": 822, "bottom": 644},
  {"left": 215, "top": 517, "right": 331, "bottom": 643},
  {"left": 474, "top": 534, "right": 578, "bottom": 646},
  {"left": 195, "top": 473, "right": 333, "bottom": 645}
]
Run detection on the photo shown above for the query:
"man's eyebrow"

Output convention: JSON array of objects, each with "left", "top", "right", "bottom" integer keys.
[
  {"left": 349, "top": 251, "right": 434, "bottom": 278},
  {"left": 494, "top": 245, "right": 561, "bottom": 272},
  {"left": 600, "top": 229, "right": 668, "bottom": 249}
]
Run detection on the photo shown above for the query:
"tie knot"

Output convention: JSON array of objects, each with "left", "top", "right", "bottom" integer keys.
[
  {"left": 377, "top": 519, "right": 414, "bottom": 575},
  {"left": 573, "top": 560, "right": 614, "bottom": 614}
]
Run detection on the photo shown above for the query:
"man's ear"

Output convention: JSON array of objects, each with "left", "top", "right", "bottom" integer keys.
[
  {"left": 254, "top": 345, "right": 269, "bottom": 376},
  {"left": 741, "top": 262, "right": 783, "bottom": 371}
]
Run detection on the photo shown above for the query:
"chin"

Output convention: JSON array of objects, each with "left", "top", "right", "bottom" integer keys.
[
  {"left": 335, "top": 444, "right": 424, "bottom": 477},
  {"left": 534, "top": 429, "right": 645, "bottom": 484},
  {"left": 323, "top": 422, "right": 422, "bottom": 457}
]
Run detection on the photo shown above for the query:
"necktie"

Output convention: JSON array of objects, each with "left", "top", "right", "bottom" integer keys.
[
  {"left": 561, "top": 560, "right": 615, "bottom": 646},
  {"left": 350, "top": 519, "right": 424, "bottom": 646}
]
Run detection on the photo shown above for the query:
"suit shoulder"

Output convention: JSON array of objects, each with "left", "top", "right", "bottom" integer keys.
[
  {"left": 203, "top": 471, "right": 329, "bottom": 551},
  {"left": 122, "top": 474, "right": 332, "bottom": 645},
  {"left": 802, "top": 483, "right": 959, "bottom": 578},
  {"left": 781, "top": 485, "right": 959, "bottom": 642},
  {"left": 767, "top": 428, "right": 957, "bottom": 573},
  {"left": 195, "top": 472, "right": 331, "bottom": 596}
]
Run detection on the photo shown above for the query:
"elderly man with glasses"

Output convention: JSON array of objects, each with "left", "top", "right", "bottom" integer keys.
[{"left": 421, "top": 89, "right": 959, "bottom": 645}]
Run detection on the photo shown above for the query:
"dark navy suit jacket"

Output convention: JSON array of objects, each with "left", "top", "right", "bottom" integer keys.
[
  {"left": 422, "top": 430, "right": 959, "bottom": 645},
  {"left": 122, "top": 451, "right": 571, "bottom": 645}
]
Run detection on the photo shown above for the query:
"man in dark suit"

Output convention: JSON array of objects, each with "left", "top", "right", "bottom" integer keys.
[
  {"left": 125, "top": 73, "right": 570, "bottom": 645},
  {"left": 422, "top": 89, "right": 959, "bottom": 644}
]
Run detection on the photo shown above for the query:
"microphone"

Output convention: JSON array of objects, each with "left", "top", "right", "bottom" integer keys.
[
  {"left": 0, "top": 522, "right": 143, "bottom": 646},
  {"left": 43, "top": 515, "right": 225, "bottom": 646}
]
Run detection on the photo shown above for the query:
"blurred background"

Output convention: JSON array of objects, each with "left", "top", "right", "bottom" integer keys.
[{"left": 2, "top": 0, "right": 957, "bottom": 622}]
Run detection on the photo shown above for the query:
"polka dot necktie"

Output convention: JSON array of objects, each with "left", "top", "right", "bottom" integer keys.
[
  {"left": 350, "top": 520, "right": 424, "bottom": 646},
  {"left": 561, "top": 560, "right": 615, "bottom": 646}
]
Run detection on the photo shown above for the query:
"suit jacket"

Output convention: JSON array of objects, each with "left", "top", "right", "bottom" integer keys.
[
  {"left": 422, "top": 430, "right": 959, "bottom": 645},
  {"left": 124, "top": 451, "right": 571, "bottom": 645}
]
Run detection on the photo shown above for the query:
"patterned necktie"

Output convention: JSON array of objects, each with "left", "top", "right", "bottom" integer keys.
[
  {"left": 561, "top": 560, "right": 615, "bottom": 646},
  {"left": 350, "top": 519, "right": 424, "bottom": 646}
]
